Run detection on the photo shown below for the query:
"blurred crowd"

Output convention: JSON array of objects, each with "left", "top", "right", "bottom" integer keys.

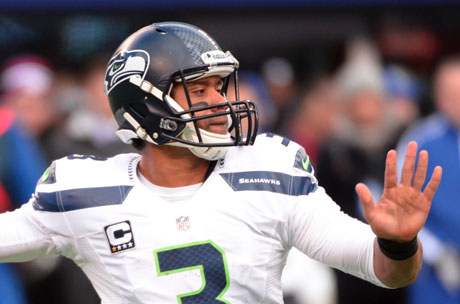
[{"left": 0, "top": 17, "right": 459, "bottom": 304}]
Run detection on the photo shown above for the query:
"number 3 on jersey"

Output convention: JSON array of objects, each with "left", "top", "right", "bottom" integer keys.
[{"left": 154, "top": 241, "right": 230, "bottom": 303}]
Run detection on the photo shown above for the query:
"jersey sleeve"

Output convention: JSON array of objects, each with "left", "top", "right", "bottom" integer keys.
[
  {"left": 287, "top": 186, "right": 387, "bottom": 287},
  {"left": 0, "top": 158, "right": 71, "bottom": 262},
  {"left": 0, "top": 153, "right": 135, "bottom": 263},
  {"left": 0, "top": 201, "right": 60, "bottom": 262}
]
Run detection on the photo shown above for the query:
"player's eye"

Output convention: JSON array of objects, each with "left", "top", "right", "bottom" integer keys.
[{"left": 192, "top": 89, "right": 206, "bottom": 96}]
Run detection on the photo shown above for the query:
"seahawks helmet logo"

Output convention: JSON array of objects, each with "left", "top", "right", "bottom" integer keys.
[{"left": 104, "top": 50, "right": 150, "bottom": 94}]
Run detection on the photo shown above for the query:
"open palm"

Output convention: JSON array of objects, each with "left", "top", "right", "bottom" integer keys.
[{"left": 356, "top": 141, "right": 442, "bottom": 242}]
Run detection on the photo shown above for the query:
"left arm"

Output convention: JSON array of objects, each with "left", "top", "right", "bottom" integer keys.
[
  {"left": 356, "top": 142, "right": 442, "bottom": 288},
  {"left": 372, "top": 238, "right": 422, "bottom": 287}
]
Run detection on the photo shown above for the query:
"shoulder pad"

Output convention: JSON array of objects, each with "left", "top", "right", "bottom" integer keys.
[
  {"left": 33, "top": 153, "right": 140, "bottom": 212},
  {"left": 223, "top": 133, "right": 315, "bottom": 175},
  {"left": 218, "top": 133, "right": 318, "bottom": 196}
]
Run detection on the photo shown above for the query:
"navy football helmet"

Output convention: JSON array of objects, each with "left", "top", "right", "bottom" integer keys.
[{"left": 104, "top": 21, "right": 258, "bottom": 160}]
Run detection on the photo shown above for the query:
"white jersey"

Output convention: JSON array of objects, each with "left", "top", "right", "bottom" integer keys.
[{"left": 0, "top": 133, "right": 384, "bottom": 303}]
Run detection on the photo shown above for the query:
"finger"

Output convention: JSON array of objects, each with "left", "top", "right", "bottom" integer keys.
[
  {"left": 400, "top": 141, "right": 418, "bottom": 186},
  {"left": 423, "top": 166, "right": 443, "bottom": 202},
  {"left": 412, "top": 150, "right": 428, "bottom": 191},
  {"left": 384, "top": 149, "right": 398, "bottom": 189},
  {"left": 356, "top": 183, "right": 375, "bottom": 220}
]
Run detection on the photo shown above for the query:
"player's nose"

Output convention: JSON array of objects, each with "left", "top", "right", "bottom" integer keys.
[{"left": 209, "top": 88, "right": 227, "bottom": 111}]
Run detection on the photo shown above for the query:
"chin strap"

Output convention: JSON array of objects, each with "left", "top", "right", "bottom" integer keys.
[
  {"left": 187, "top": 145, "right": 228, "bottom": 161},
  {"left": 177, "top": 123, "right": 231, "bottom": 160}
]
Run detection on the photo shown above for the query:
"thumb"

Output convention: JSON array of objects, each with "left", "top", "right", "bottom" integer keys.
[{"left": 356, "top": 183, "right": 375, "bottom": 220}]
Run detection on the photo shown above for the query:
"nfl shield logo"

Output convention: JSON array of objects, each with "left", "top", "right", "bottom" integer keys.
[{"left": 176, "top": 216, "right": 190, "bottom": 231}]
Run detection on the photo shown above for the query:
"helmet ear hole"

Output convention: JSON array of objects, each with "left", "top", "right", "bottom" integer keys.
[{"left": 125, "top": 95, "right": 186, "bottom": 145}]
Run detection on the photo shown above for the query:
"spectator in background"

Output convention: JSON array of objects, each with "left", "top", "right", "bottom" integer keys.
[
  {"left": 0, "top": 107, "right": 47, "bottom": 208},
  {"left": 261, "top": 57, "right": 299, "bottom": 134},
  {"left": 397, "top": 56, "right": 460, "bottom": 304},
  {"left": 0, "top": 56, "right": 58, "bottom": 140},
  {"left": 0, "top": 106, "right": 47, "bottom": 304},
  {"left": 332, "top": 38, "right": 401, "bottom": 154},
  {"left": 384, "top": 64, "right": 422, "bottom": 129},
  {"left": 287, "top": 76, "right": 340, "bottom": 166},
  {"left": 44, "top": 54, "right": 136, "bottom": 160},
  {"left": 316, "top": 38, "right": 407, "bottom": 304}
]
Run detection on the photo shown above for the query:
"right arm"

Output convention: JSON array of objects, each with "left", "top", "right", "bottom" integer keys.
[
  {"left": 288, "top": 187, "right": 387, "bottom": 287},
  {"left": 0, "top": 201, "right": 59, "bottom": 263}
]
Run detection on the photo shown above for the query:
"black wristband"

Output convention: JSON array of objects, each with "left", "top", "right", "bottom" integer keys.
[{"left": 377, "top": 236, "right": 418, "bottom": 261}]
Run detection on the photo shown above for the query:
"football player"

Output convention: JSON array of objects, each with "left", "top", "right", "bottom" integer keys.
[{"left": 0, "top": 22, "right": 442, "bottom": 303}]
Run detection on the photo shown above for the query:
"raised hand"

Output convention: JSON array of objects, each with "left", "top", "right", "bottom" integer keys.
[{"left": 355, "top": 141, "right": 442, "bottom": 242}]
